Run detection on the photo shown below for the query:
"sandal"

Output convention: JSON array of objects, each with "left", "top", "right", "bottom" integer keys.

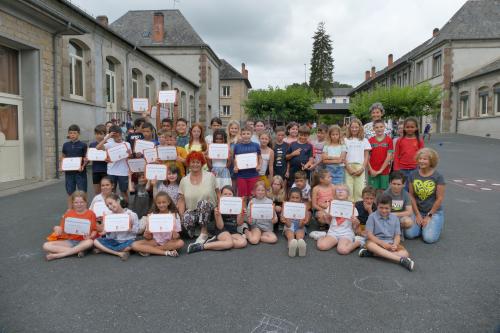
[
  {"left": 165, "top": 250, "right": 179, "bottom": 257},
  {"left": 120, "top": 252, "right": 130, "bottom": 261}
]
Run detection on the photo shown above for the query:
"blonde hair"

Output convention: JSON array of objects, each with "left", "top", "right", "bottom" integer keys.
[
  {"left": 226, "top": 120, "right": 241, "bottom": 144},
  {"left": 71, "top": 191, "right": 88, "bottom": 204},
  {"left": 259, "top": 131, "right": 273, "bottom": 148},
  {"left": 267, "top": 175, "right": 286, "bottom": 202},
  {"left": 326, "top": 125, "right": 343, "bottom": 145},
  {"left": 415, "top": 147, "right": 439, "bottom": 168},
  {"left": 346, "top": 118, "right": 365, "bottom": 140}
]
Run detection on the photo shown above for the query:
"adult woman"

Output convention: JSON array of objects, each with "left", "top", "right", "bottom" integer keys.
[
  {"left": 177, "top": 151, "right": 217, "bottom": 244},
  {"left": 405, "top": 148, "right": 445, "bottom": 243},
  {"left": 363, "top": 102, "right": 393, "bottom": 139}
]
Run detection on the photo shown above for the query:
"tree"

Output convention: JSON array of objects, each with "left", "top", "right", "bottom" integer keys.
[
  {"left": 333, "top": 81, "right": 352, "bottom": 88},
  {"left": 309, "top": 22, "right": 334, "bottom": 98},
  {"left": 349, "top": 84, "right": 442, "bottom": 122},
  {"left": 244, "top": 85, "right": 320, "bottom": 126}
]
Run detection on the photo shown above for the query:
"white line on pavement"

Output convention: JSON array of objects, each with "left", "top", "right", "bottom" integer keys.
[{"left": 480, "top": 188, "right": 492, "bottom": 191}]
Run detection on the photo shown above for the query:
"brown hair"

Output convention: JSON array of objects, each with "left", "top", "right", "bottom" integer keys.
[
  {"left": 188, "top": 123, "right": 207, "bottom": 151},
  {"left": 346, "top": 118, "right": 365, "bottom": 140}
]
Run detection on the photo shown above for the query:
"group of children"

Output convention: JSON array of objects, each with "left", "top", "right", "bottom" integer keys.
[{"left": 45, "top": 112, "right": 446, "bottom": 272}]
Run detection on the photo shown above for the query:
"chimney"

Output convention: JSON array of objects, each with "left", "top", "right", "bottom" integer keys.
[
  {"left": 388, "top": 54, "right": 394, "bottom": 68},
  {"left": 241, "top": 63, "right": 248, "bottom": 79},
  {"left": 96, "top": 15, "right": 108, "bottom": 27},
  {"left": 365, "top": 70, "right": 371, "bottom": 81},
  {"left": 433, "top": 28, "right": 439, "bottom": 37},
  {"left": 371, "top": 66, "right": 376, "bottom": 78},
  {"left": 152, "top": 12, "right": 165, "bottom": 43}
]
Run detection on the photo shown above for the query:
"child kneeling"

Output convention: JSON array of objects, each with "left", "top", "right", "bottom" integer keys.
[{"left": 358, "top": 194, "right": 415, "bottom": 271}]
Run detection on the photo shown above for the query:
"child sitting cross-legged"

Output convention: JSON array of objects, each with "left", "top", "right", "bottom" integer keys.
[{"left": 359, "top": 194, "right": 415, "bottom": 271}]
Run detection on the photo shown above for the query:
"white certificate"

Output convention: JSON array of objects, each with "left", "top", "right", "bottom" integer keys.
[
  {"left": 91, "top": 201, "right": 111, "bottom": 218},
  {"left": 87, "top": 148, "right": 107, "bottom": 161},
  {"left": 157, "top": 146, "right": 178, "bottom": 161},
  {"left": 145, "top": 164, "right": 167, "bottom": 180},
  {"left": 134, "top": 139, "right": 155, "bottom": 154},
  {"left": 329, "top": 200, "right": 354, "bottom": 218},
  {"left": 103, "top": 214, "right": 130, "bottom": 232},
  {"left": 250, "top": 203, "right": 274, "bottom": 220},
  {"left": 64, "top": 217, "right": 91, "bottom": 235},
  {"left": 208, "top": 144, "right": 229, "bottom": 159},
  {"left": 61, "top": 157, "right": 82, "bottom": 171},
  {"left": 127, "top": 158, "right": 146, "bottom": 173},
  {"left": 150, "top": 105, "right": 169, "bottom": 120},
  {"left": 148, "top": 214, "right": 175, "bottom": 233},
  {"left": 132, "top": 98, "right": 149, "bottom": 112},
  {"left": 283, "top": 202, "right": 306, "bottom": 220},
  {"left": 219, "top": 197, "right": 243, "bottom": 215},
  {"left": 143, "top": 148, "right": 158, "bottom": 163},
  {"left": 107, "top": 143, "right": 129, "bottom": 162},
  {"left": 235, "top": 153, "right": 258, "bottom": 170},
  {"left": 158, "top": 90, "right": 177, "bottom": 104}
]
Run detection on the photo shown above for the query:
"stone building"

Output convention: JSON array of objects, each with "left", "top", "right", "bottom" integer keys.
[
  {"left": 0, "top": 0, "right": 198, "bottom": 185},
  {"left": 349, "top": 0, "right": 500, "bottom": 137},
  {"left": 110, "top": 10, "right": 221, "bottom": 127},
  {"left": 219, "top": 60, "right": 252, "bottom": 126}
]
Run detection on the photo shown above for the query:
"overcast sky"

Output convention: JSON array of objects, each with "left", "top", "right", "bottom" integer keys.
[{"left": 71, "top": 0, "right": 467, "bottom": 89}]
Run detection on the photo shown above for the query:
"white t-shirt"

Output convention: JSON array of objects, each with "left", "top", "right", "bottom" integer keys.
[
  {"left": 344, "top": 138, "right": 371, "bottom": 164},
  {"left": 104, "top": 140, "right": 131, "bottom": 176}
]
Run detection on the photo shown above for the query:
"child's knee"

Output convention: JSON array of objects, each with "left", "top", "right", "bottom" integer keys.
[
  {"left": 336, "top": 246, "right": 351, "bottom": 255},
  {"left": 422, "top": 234, "right": 439, "bottom": 244},
  {"left": 176, "top": 239, "right": 185, "bottom": 249},
  {"left": 42, "top": 242, "right": 51, "bottom": 251}
]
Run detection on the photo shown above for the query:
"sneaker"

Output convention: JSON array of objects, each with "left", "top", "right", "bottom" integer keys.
[
  {"left": 288, "top": 239, "right": 298, "bottom": 257},
  {"left": 187, "top": 242, "right": 204, "bottom": 254},
  {"left": 205, "top": 235, "right": 217, "bottom": 244},
  {"left": 354, "top": 235, "right": 366, "bottom": 247},
  {"left": 195, "top": 233, "right": 209, "bottom": 244},
  {"left": 237, "top": 222, "right": 249, "bottom": 235},
  {"left": 309, "top": 231, "right": 326, "bottom": 240},
  {"left": 358, "top": 248, "right": 373, "bottom": 257},
  {"left": 297, "top": 239, "right": 307, "bottom": 257},
  {"left": 400, "top": 257, "right": 415, "bottom": 271}
]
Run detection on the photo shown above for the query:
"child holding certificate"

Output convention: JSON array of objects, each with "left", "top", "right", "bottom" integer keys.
[
  {"left": 207, "top": 129, "right": 232, "bottom": 194},
  {"left": 322, "top": 125, "right": 347, "bottom": 185},
  {"left": 311, "top": 169, "right": 336, "bottom": 231},
  {"left": 267, "top": 175, "right": 286, "bottom": 233},
  {"left": 61, "top": 124, "right": 88, "bottom": 209},
  {"left": 157, "top": 129, "right": 187, "bottom": 177},
  {"left": 43, "top": 191, "right": 97, "bottom": 261},
  {"left": 233, "top": 126, "right": 262, "bottom": 204},
  {"left": 245, "top": 182, "right": 278, "bottom": 245},
  {"left": 185, "top": 123, "right": 208, "bottom": 154},
  {"left": 88, "top": 124, "right": 108, "bottom": 195},
  {"left": 315, "top": 185, "right": 363, "bottom": 255},
  {"left": 149, "top": 164, "right": 181, "bottom": 203},
  {"left": 286, "top": 125, "right": 314, "bottom": 187},
  {"left": 282, "top": 188, "right": 311, "bottom": 257},
  {"left": 187, "top": 186, "right": 247, "bottom": 254},
  {"left": 131, "top": 192, "right": 184, "bottom": 257},
  {"left": 90, "top": 176, "right": 115, "bottom": 230},
  {"left": 93, "top": 194, "right": 139, "bottom": 261}
]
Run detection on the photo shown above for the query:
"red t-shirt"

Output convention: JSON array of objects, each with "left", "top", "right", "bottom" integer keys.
[
  {"left": 369, "top": 135, "right": 393, "bottom": 175},
  {"left": 393, "top": 137, "right": 424, "bottom": 170},
  {"left": 46, "top": 209, "right": 97, "bottom": 241}
]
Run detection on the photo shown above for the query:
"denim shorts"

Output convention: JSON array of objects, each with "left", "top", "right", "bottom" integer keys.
[
  {"left": 67, "top": 239, "right": 81, "bottom": 247},
  {"left": 96, "top": 237, "right": 134, "bottom": 251},
  {"left": 325, "top": 164, "right": 344, "bottom": 185},
  {"left": 65, "top": 171, "right": 88, "bottom": 195}
]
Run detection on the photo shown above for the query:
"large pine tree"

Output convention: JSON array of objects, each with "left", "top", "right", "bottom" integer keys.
[{"left": 309, "top": 22, "right": 334, "bottom": 98}]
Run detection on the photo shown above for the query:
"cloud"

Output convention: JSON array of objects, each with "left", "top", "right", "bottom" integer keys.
[{"left": 71, "top": 0, "right": 467, "bottom": 89}]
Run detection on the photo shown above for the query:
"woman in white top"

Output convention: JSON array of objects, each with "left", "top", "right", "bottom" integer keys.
[
  {"left": 364, "top": 102, "right": 393, "bottom": 139},
  {"left": 258, "top": 132, "right": 274, "bottom": 189}
]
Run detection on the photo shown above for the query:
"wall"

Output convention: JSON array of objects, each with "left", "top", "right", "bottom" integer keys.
[
  {"left": 220, "top": 79, "right": 248, "bottom": 125},
  {"left": 451, "top": 40, "right": 500, "bottom": 80}
]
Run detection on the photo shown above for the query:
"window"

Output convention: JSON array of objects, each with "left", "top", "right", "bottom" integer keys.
[
  {"left": 0, "top": 44, "right": 19, "bottom": 95},
  {"left": 459, "top": 93, "right": 469, "bottom": 118},
  {"left": 397, "top": 75, "right": 402, "bottom": 87},
  {"left": 494, "top": 85, "right": 500, "bottom": 114},
  {"left": 332, "top": 98, "right": 336, "bottom": 104},
  {"left": 105, "top": 59, "right": 115, "bottom": 104},
  {"left": 403, "top": 72, "right": 408, "bottom": 86},
  {"left": 343, "top": 98, "right": 347, "bottom": 104},
  {"left": 145, "top": 77, "right": 151, "bottom": 99},
  {"left": 479, "top": 88, "right": 489, "bottom": 116},
  {"left": 222, "top": 105, "right": 231, "bottom": 116},
  {"left": 391, "top": 75, "right": 396, "bottom": 86},
  {"left": 416, "top": 61, "right": 424, "bottom": 82},
  {"left": 132, "top": 69, "right": 140, "bottom": 98},
  {"left": 432, "top": 52, "right": 442, "bottom": 76},
  {"left": 222, "top": 86, "right": 230, "bottom": 97},
  {"left": 208, "top": 65, "right": 212, "bottom": 90},
  {"left": 181, "top": 92, "right": 187, "bottom": 118},
  {"left": 69, "top": 41, "right": 84, "bottom": 98}
]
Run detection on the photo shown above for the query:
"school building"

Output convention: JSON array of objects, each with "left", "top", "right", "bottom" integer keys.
[
  {"left": 349, "top": 0, "right": 500, "bottom": 139},
  {"left": 0, "top": 0, "right": 198, "bottom": 185},
  {"left": 219, "top": 60, "right": 252, "bottom": 126}
]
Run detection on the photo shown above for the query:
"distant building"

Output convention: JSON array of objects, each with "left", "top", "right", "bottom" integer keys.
[
  {"left": 219, "top": 60, "right": 252, "bottom": 126},
  {"left": 111, "top": 10, "right": 221, "bottom": 127},
  {"left": 325, "top": 88, "right": 352, "bottom": 104},
  {"left": 349, "top": 0, "right": 500, "bottom": 138},
  {"left": 313, "top": 87, "right": 353, "bottom": 122}
]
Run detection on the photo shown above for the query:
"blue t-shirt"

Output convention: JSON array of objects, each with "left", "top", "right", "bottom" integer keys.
[
  {"left": 233, "top": 141, "right": 261, "bottom": 179},
  {"left": 62, "top": 140, "right": 87, "bottom": 174},
  {"left": 365, "top": 211, "right": 400, "bottom": 243},
  {"left": 286, "top": 141, "right": 313, "bottom": 171},
  {"left": 89, "top": 141, "right": 107, "bottom": 173}
]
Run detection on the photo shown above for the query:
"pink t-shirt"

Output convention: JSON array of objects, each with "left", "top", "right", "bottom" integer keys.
[{"left": 152, "top": 214, "right": 182, "bottom": 245}]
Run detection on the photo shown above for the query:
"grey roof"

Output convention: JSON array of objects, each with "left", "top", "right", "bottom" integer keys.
[
  {"left": 313, "top": 103, "right": 350, "bottom": 110},
  {"left": 454, "top": 58, "right": 500, "bottom": 82},
  {"left": 351, "top": 0, "right": 500, "bottom": 94},
  {"left": 331, "top": 88, "right": 353, "bottom": 96},
  {"left": 220, "top": 59, "right": 252, "bottom": 88},
  {"left": 111, "top": 10, "right": 206, "bottom": 47}
]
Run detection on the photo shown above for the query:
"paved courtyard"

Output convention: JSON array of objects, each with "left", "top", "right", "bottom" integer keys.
[{"left": 0, "top": 134, "right": 499, "bottom": 333}]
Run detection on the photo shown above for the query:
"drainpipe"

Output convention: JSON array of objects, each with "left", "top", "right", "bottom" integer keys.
[{"left": 53, "top": 22, "right": 72, "bottom": 179}]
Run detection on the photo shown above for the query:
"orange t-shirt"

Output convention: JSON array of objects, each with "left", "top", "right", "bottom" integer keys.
[{"left": 46, "top": 209, "right": 97, "bottom": 241}]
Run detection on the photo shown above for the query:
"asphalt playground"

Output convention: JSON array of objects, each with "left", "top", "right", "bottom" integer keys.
[{"left": 0, "top": 134, "right": 499, "bottom": 333}]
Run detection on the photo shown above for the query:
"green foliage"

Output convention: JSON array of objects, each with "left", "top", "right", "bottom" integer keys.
[
  {"left": 349, "top": 84, "right": 442, "bottom": 121},
  {"left": 318, "top": 114, "right": 344, "bottom": 126},
  {"left": 244, "top": 85, "right": 320, "bottom": 125},
  {"left": 309, "top": 22, "right": 334, "bottom": 98},
  {"left": 333, "top": 81, "right": 352, "bottom": 88}
]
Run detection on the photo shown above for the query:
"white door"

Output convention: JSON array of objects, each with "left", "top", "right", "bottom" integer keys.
[
  {"left": 105, "top": 68, "right": 116, "bottom": 114},
  {"left": 0, "top": 96, "right": 24, "bottom": 182}
]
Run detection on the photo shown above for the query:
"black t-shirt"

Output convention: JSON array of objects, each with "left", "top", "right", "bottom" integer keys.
[
  {"left": 220, "top": 214, "right": 238, "bottom": 234},
  {"left": 273, "top": 142, "right": 288, "bottom": 177},
  {"left": 355, "top": 201, "right": 377, "bottom": 225}
]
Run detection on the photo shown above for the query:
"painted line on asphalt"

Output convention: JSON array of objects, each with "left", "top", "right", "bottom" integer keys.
[
  {"left": 492, "top": 183, "right": 500, "bottom": 186},
  {"left": 453, "top": 179, "right": 463, "bottom": 182},
  {"left": 477, "top": 179, "right": 486, "bottom": 182},
  {"left": 466, "top": 183, "right": 476, "bottom": 186},
  {"left": 480, "top": 188, "right": 492, "bottom": 191}
]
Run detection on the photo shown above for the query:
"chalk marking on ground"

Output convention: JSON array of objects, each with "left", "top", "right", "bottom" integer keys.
[
  {"left": 465, "top": 184, "right": 476, "bottom": 186},
  {"left": 251, "top": 313, "right": 299, "bottom": 333},
  {"left": 5, "top": 251, "right": 39, "bottom": 260},
  {"left": 454, "top": 198, "right": 477, "bottom": 204},
  {"left": 453, "top": 180, "right": 463, "bottom": 182},
  {"left": 477, "top": 179, "right": 486, "bottom": 182},
  {"left": 353, "top": 276, "right": 403, "bottom": 295},
  {"left": 480, "top": 188, "right": 492, "bottom": 191},
  {"left": 492, "top": 183, "right": 500, "bottom": 186}
]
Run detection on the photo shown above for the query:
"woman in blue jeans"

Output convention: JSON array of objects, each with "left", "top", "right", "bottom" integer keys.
[{"left": 406, "top": 148, "right": 445, "bottom": 243}]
